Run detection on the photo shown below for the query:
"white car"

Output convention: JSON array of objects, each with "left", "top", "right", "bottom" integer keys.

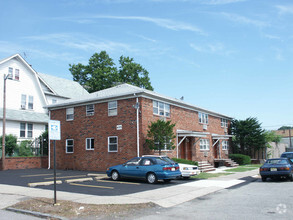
[{"left": 179, "top": 163, "right": 201, "bottom": 178}]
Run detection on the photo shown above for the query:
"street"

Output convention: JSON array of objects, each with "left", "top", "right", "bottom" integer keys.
[{"left": 131, "top": 178, "right": 293, "bottom": 220}]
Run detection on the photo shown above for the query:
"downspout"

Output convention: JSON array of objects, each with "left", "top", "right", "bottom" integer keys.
[
  {"left": 48, "top": 110, "right": 51, "bottom": 169},
  {"left": 135, "top": 96, "right": 140, "bottom": 157}
]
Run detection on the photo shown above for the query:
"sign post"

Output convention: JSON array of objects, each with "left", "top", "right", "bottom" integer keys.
[{"left": 49, "top": 120, "right": 61, "bottom": 205}]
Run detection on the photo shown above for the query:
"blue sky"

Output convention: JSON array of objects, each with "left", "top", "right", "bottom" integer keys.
[{"left": 1, "top": 0, "right": 293, "bottom": 130}]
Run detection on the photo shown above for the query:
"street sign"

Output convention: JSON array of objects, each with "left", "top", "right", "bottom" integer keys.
[{"left": 49, "top": 120, "right": 61, "bottom": 140}]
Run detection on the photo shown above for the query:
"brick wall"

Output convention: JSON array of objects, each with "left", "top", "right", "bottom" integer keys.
[
  {"left": 0, "top": 157, "right": 48, "bottom": 170},
  {"left": 49, "top": 96, "right": 231, "bottom": 171}
]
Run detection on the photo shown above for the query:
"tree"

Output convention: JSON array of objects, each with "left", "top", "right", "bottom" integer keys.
[
  {"left": 69, "top": 51, "right": 118, "bottom": 93},
  {"left": 230, "top": 117, "right": 266, "bottom": 157},
  {"left": 69, "top": 51, "right": 153, "bottom": 93},
  {"left": 118, "top": 56, "right": 153, "bottom": 90},
  {"left": 0, "top": 134, "right": 18, "bottom": 156},
  {"left": 145, "top": 120, "right": 176, "bottom": 155},
  {"left": 278, "top": 126, "right": 293, "bottom": 130}
]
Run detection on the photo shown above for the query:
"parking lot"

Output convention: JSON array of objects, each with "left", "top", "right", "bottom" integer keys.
[{"left": 0, "top": 169, "right": 195, "bottom": 196}]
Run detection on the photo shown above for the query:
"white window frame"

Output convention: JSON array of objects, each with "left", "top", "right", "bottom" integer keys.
[
  {"left": 66, "top": 139, "right": 74, "bottom": 153},
  {"left": 222, "top": 140, "right": 229, "bottom": 150},
  {"left": 66, "top": 107, "right": 74, "bottom": 121},
  {"left": 21, "top": 94, "right": 26, "bottom": 109},
  {"left": 86, "top": 104, "right": 95, "bottom": 116},
  {"left": 199, "top": 112, "right": 209, "bottom": 124},
  {"left": 20, "top": 123, "right": 26, "bottom": 137},
  {"left": 15, "top": 69, "right": 20, "bottom": 80},
  {"left": 108, "top": 136, "right": 118, "bottom": 152},
  {"left": 86, "top": 138, "right": 95, "bottom": 150},
  {"left": 153, "top": 100, "right": 170, "bottom": 117},
  {"left": 28, "top": 96, "right": 34, "bottom": 110},
  {"left": 200, "top": 139, "right": 210, "bottom": 150},
  {"left": 221, "top": 118, "right": 228, "bottom": 128},
  {"left": 27, "top": 123, "right": 33, "bottom": 138},
  {"left": 8, "top": 67, "right": 13, "bottom": 79},
  {"left": 108, "top": 101, "right": 117, "bottom": 116}
]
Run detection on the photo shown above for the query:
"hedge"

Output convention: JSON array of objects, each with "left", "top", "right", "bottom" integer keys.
[
  {"left": 172, "top": 158, "right": 198, "bottom": 166},
  {"left": 229, "top": 154, "right": 251, "bottom": 165}
]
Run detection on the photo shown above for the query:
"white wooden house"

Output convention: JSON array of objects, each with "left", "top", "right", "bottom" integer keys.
[{"left": 0, "top": 54, "right": 88, "bottom": 148}]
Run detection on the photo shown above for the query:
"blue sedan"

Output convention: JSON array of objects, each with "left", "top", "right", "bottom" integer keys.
[
  {"left": 259, "top": 158, "right": 293, "bottom": 182},
  {"left": 106, "top": 156, "right": 181, "bottom": 184}
]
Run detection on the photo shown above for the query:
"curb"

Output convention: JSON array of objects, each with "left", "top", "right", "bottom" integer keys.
[{"left": 6, "top": 207, "right": 66, "bottom": 220}]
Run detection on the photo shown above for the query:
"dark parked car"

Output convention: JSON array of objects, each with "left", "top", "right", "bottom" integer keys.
[
  {"left": 106, "top": 156, "right": 181, "bottom": 184},
  {"left": 259, "top": 158, "right": 293, "bottom": 182},
  {"left": 280, "top": 152, "right": 293, "bottom": 162}
]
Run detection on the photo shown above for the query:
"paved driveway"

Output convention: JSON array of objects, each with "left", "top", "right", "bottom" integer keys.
[{"left": 0, "top": 169, "right": 195, "bottom": 196}]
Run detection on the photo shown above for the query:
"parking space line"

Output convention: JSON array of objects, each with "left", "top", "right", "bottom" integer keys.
[
  {"left": 21, "top": 173, "right": 61, "bottom": 177},
  {"left": 69, "top": 182, "right": 114, "bottom": 189},
  {"left": 96, "top": 179, "right": 141, "bottom": 185},
  {"left": 45, "top": 175, "right": 87, "bottom": 180}
]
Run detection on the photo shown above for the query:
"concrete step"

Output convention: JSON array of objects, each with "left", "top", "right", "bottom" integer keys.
[{"left": 198, "top": 161, "right": 216, "bottom": 172}]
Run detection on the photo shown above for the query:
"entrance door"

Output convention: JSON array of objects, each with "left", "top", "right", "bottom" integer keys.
[
  {"left": 180, "top": 138, "right": 192, "bottom": 160},
  {"left": 214, "top": 140, "right": 219, "bottom": 159}
]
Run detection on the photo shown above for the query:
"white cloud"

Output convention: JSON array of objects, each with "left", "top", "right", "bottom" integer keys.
[
  {"left": 221, "top": 12, "right": 269, "bottom": 28},
  {"left": 204, "top": 0, "right": 246, "bottom": 5},
  {"left": 264, "top": 34, "right": 281, "bottom": 40},
  {"left": 190, "top": 42, "right": 234, "bottom": 55},
  {"left": 276, "top": 5, "right": 293, "bottom": 14}
]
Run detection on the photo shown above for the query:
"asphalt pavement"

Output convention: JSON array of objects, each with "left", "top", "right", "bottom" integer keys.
[{"left": 0, "top": 168, "right": 260, "bottom": 218}]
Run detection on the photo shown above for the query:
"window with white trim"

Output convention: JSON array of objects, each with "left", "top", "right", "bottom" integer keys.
[
  {"left": 200, "top": 139, "right": 210, "bottom": 150},
  {"left": 153, "top": 100, "right": 170, "bottom": 117},
  {"left": 108, "top": 101, "right": 117, "bottom": 116},
  {"left": 66, "top": 107, "right": 74, "bottom": 121},
  {"left": 198, "top": 112, "right": 208, "bottom": 124},
  {"left": 27, "top": 124, "right": 33, "bottom": 138},
  {"left": 20, "top": 123, "right": 26, "bottom": 137},
  {"left": 66, "top": 139, "right": 74, "bottom": 153},
  {"left": 15, "top": 69, "right": 20, "bottom": 80},
  {"left": 222, "top": 140, "right": 229, "bottom": 150},
  {"left": 28, "top": 96, "right": 34, "bottom": 110},
  {"left": 221, "top": 118, "right": 228, "bottom": 128},
  {"left": 86, "top": 104, "right": 94, "bottom": 116},
  {"left": 108, "top": 136, "right": 118, "bottom": 152},
  {"left": 8, "top": 67, "right": 13, "bottom": 79},
  {"left": 86, "top": 138, "right": 94, "bottom": 150},
  {"left": 21, "top": 94, "right": 26, "bottom": 109}
]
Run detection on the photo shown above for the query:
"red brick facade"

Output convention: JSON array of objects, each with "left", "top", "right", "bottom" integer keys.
[
  {"left": 0, "top": 157, "right": 48, "bottom": 170},
  {"left": 49, "top": 96, "right": 231, "bottom": 171}
]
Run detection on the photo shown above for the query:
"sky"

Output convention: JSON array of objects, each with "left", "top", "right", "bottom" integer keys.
[{"left": 1, "top": 0, "right": 293, "bottom": 130}]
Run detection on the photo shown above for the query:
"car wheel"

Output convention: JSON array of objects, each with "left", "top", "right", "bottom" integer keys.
[
  {"left": 147, "top": 172, "right": 157, "bottom": 184},
  {"left": 163, "top": 179, "right": 171, "bottom": 183},
  {"left": 289, "top": 173, "right": 293, "bottom": 182},
  {"left": 111, "top": 170, "right": 120, "bottom": 181},
  {"left": 261, "top": 176, "right": 266, "bottom": 182}
]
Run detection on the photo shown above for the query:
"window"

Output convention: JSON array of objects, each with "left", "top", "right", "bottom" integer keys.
[
  {"left": 108, "top": 101, "right": 117, "bottom": 116},
  {"left": 28, "top": 96, "right": 34, "bottom": 110},
  {"left": 20, "top": 123, "right": 26, "bottom": 137},
  {"left": 199, "top": 112, "right": 208, "bottom": 124},
  {"left": 222, "top": 140, "right": 229, "bottom": 150},
  {"left": 15, "top": 69, "right": 20, "bottom": 80},
  {"left": 153, "top": 100, "right": 170, "bottom": 117},
  {"left": 221, "top": 118, "right": 228, "bottom": 128},
  {"left": 66, "top": 108, "right": 74, "bottom": 121},
  {"left": 86, "top": 104, "right": 94, "bottom": 116},
  {"left": 66, "top": 139, "right": 74, "bottom": 153},
  {"left": 21, "top": 94, "right": 26, "bottom": 109},
  {"left": 8, "top": 67, "right": 13, "bottom": 79},
  {"left": 200, "top": 139, "right": 210, "bottom": 150},
  {"left": 27, "top": 124, "right": 33, "bottom": 138},
  {"left": 86, "top": 138, "right": 94, "bottom": 150},
  {"left": 108, "top": 136, "right": 118, "bottom": 152}
]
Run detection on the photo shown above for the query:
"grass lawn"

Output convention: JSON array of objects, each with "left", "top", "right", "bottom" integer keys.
[
  {"left": 191, "top": 172, "right": 232, "bottom": 179},
  {"left": 224, "top": 164, "right": 261, "bottom": 172}
]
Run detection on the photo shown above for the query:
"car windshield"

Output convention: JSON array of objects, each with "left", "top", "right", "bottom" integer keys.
[
  {"left": 266, "top": 159, "right": 288, "bottom": 165},
  {"left": 282, "top": 153, "right": 293, "bottom": 159}
]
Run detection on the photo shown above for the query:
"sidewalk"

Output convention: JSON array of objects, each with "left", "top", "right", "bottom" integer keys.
[{"left": 0, "top": 169, "right": 260, "bottom": 210}]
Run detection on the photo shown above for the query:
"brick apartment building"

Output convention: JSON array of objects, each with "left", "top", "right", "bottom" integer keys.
[{"left": 47, "top": 83, "right": 232, "bottom": 171}]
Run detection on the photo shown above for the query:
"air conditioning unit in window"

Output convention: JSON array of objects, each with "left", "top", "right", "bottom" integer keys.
[
  {"left": 204, "top": 151, "right": 208, "bottom": 157},
  {"left": 224, "top": 128, "right": 228, "bottom": 133},
  {"left": 21, "top": 104, "right": 26, "bottom": 110},
  {"left": 203, "top": 124, "right": 207, "bottom": 130}
]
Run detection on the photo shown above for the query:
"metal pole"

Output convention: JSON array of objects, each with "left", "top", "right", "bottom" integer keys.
[
  {"left": 2, "top": 74, "right": 7, "bottom": 170},
  {"left": 289, "top": 129, "right": 292, "bottom": 149},
  {"left": 53, "top": 140, "right": 57, "bottom": 205}
]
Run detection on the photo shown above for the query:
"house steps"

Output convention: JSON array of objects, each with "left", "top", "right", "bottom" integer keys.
[
  {"left": 214, "top": 159, "right": 239, "bottom": 167},
  {"left": 198, "top": 161, "right": 216, "bottom": 172}
]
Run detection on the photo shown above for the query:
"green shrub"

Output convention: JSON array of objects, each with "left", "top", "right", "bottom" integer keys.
[
  {"left": 171, "top": 158, "right": 198, "bottom": 166},
  {"left": 0, "top": 134, "right": 18, "bottom": 156},
  {"left": 229, "top": 154, "right": 251, "bottom": 165},
  {"left": 17, "top": 140, "right": 34, "bottom": 157}
]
